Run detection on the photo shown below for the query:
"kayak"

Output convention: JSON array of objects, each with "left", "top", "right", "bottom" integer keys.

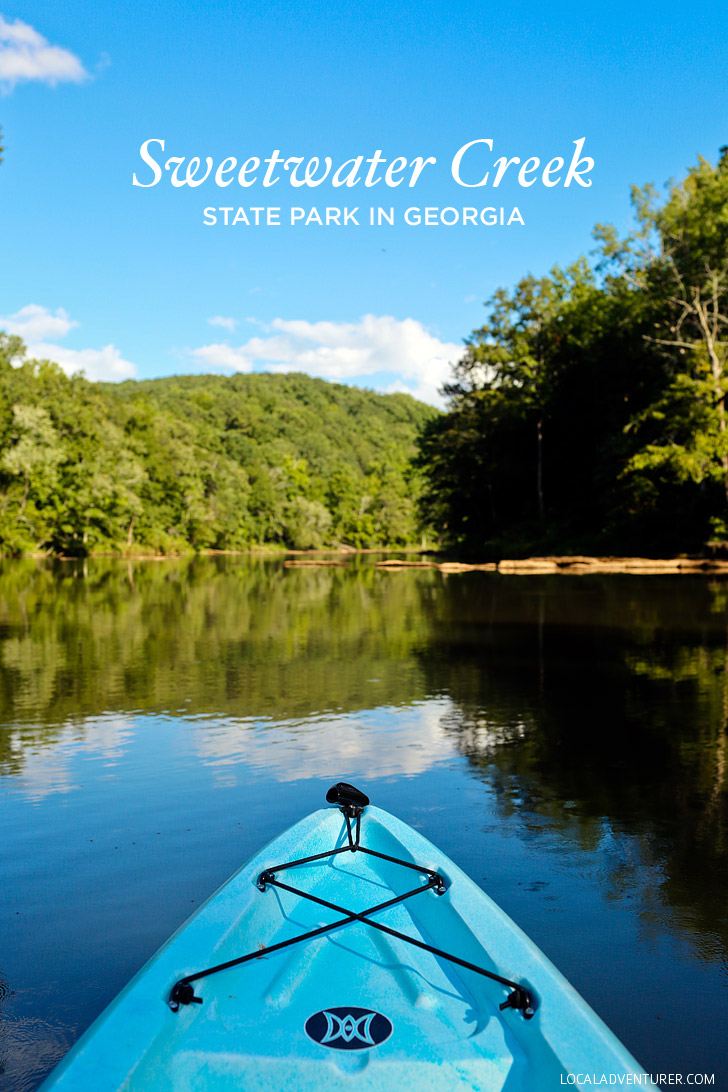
[{"left": 38, "top": 783, "right": 647, "bottom": 1090}]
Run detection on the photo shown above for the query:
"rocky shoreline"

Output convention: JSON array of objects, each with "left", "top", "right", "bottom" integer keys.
[{"left": 375, "top": 556, "right": 728, "bottom": 574}]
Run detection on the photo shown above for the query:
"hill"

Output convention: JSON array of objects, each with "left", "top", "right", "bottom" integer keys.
[{"left": 0, "top": 337, "right": 437, "bottom": 556}]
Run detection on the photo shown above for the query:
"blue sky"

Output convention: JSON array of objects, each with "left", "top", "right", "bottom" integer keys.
[{"left": 0, "top": 0, "right": 727, "bottom": 404}]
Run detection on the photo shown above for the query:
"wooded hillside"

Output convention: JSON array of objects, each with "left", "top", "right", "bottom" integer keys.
[{"left": 0, "top": 349, "right": 436, "bottom": 556}]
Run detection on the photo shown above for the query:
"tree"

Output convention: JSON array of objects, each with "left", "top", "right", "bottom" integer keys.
[
  {"left": 0, "top": 333, "right": 24, "bottom": 370},
  {"left": 283, "top": 496, "right": 332, "bottom": 549},
  {"left": 446, "top": 274, "right": 563, "bottom": 520},
  {"left": 603, "top": 151, "right": 728, "bottom": 535},
  {"left": 2, "top": 404, "right": 63, "bottom": 513},
  {"left": 651, "top": 151, "right": 728, "bottom": 501}
]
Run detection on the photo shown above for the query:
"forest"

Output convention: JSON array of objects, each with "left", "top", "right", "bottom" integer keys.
[
  {"left": 0, "top": 355, "right": 434, "bottom": 555},
  {"left": 417, "top": 148, "right": 728, "bottom": 556}
]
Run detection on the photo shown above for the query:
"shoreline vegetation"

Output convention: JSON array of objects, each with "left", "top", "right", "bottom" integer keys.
[{"left": 417, "top": 148, "right": 728, "bottom": 559}]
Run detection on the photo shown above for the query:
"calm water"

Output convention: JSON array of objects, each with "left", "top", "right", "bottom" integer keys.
[{"left": 1, "top": 557, "right": 726, "bottom": 1090}]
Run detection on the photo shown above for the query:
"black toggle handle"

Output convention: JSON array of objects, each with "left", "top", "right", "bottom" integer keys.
[
  {"left": 169, "top": 980, "right": 203, "bottom": 1010},
  {"left": 499, "top": 986, "right": 535, "bottom": 1019},
  {"left": 326, "top": 782, "right": 370, "bottom": 810}
]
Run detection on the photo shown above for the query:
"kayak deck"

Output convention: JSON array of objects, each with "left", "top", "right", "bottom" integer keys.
[{"left": 39, "top": 793, "right": 647, "bottom": 1091}]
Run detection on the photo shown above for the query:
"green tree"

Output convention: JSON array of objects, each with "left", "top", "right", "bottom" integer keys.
[
  {"left": 283, "top": 496, "right": 332, "bottom": 548},
  {"left": 2, "top": 404, "right": 62, "bottom": 512},
  {"left": 603, "top": 150, "right": 728, "bottom": 540}
]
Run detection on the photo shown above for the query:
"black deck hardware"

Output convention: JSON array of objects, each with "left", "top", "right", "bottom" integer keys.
[
  {"left": 168, "top": 783, "right": 536, "bottom": 1019},
  {"left": 325, "top": 782, "right": 370, "bottom": 812}
]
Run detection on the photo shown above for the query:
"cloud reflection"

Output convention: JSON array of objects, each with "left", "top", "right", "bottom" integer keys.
[
  {"left": 7, "top": 716, "right": 134, "bottom": 802},
  {"left": 186, "top": 700, "right": 460, "bottom": 784}
]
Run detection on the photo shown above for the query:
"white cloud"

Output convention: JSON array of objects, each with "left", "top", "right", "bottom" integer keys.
[
  {"left": 0, "top": 303, "right": 78, "bottom": 340},
  {"left": 0, "top": 303, "right": 136, "bottom": 381},
  {"left": 207, "top": 315, "right": 238, "bottom": 332},
  {"left": 30, "top": 341, "right": 136, "bottom": 381},
  {"left": 192, "top": 314, "right": 461, "bottom": 406},
  {"left": 194, "top": 341, "right": 256, "bottom": 373},
  {"left": 0, "top": 15, "right": 88, "bottom": 91}
]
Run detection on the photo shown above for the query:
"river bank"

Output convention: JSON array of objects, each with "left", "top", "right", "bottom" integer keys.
[{"left": 318, "top": 554, "right": 728, "bottom": 574}]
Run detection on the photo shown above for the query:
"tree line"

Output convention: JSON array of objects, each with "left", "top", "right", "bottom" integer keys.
[{"left": 417, "top": 148, "right": 728, "bottom": 557}]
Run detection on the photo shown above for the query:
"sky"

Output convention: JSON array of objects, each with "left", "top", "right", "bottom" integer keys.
[{"left": 0, "top": 0, "right": 727, "bottom": 406}]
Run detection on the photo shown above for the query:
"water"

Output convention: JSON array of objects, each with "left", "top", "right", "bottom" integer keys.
[{"left": 1, "top": 557, "right": 726, "bottom": 1090}]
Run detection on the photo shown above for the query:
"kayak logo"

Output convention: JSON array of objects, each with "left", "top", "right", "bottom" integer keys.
[{"left": 305, "top": 1007, "right": 393, "bottom": 1051}]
